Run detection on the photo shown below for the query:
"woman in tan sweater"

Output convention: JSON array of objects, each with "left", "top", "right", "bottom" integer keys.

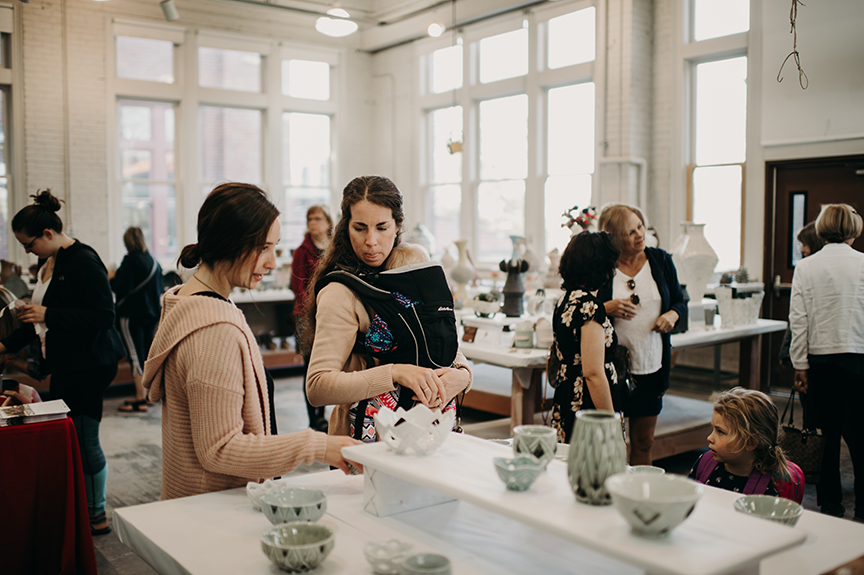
[
  {"left": 303, "top": 175, "right": 472, "bottom": 438},
  {"left": 143, "top": 183, "right": 361, "bottom": 500}
]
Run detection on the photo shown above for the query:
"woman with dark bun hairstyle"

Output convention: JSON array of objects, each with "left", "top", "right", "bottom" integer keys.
[
  {"left": 142, "top": 183, "right": 361, "bottom": 501},
  {"left": 0, "top": 189, "right": 124, "bottom": 536}
]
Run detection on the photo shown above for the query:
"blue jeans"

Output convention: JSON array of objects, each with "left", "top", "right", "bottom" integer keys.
[{"left": 70, "top": 413, "right": 107, "bottom": 518}]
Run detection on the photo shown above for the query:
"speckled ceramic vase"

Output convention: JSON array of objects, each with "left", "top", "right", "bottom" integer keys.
[{"left": 567, "top": 410, "right": 628, "bottom": 505}]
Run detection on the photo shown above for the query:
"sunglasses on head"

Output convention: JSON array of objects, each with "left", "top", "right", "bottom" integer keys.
[{"left": 626, "top": 279, "right": 640, "bottom": 305}]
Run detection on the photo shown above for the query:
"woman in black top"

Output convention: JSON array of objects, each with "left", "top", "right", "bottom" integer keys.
[
  {"left": 0, "top": 190, "right": 123, "bottom": 535},
  {"left": 111, "top": 226, "right": 163, "bottom": 412}
]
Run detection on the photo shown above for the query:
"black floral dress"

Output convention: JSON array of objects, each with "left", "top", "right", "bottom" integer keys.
[{"left": 549, "top": 290, "right": 618, "bottom": 443}]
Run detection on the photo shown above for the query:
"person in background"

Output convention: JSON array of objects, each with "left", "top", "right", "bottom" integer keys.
[
  {"left": 143, "top": 183, "right": 361, "bottom": 501},
  {"left": 0, "top": 189, "right": 124, "bottom": 536},
  {"left": 597, "top": 203, "right": 686, "bottom": 465},
  {"left": 291, "top": 204, "right": 333, "bottom": 432},
  {"left": 303, "top": 175, "right": 472, "bottom": 438},
  {"left": 689, "top": 388, "right": 804, "bottom": 503},
  {"left": 549, "top": 231, "right": 621, "bottom": 443},
  {"left": 790, "top": 203, "right": 864, "bottom": 520},
  {"left": 110, "top": 227, "right": 163, "bottom": 413},
  {"left": 0, "top": 260, "right": 30, "bottom": 299}
]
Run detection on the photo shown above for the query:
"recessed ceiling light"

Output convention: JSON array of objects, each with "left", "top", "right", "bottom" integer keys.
[
  {"left": 315, "top": 8, "right": 359, "bottom": 38},
  {"left": 427, "top": 22, "right": 445, "bottom": 37}
]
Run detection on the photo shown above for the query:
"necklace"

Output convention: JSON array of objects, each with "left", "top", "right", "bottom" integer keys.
[{"left": 193, "top": 273, "right": 228, "bottom": 298}]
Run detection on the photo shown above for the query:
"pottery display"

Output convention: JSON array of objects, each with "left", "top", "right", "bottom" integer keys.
[
  {"left": 499, "top": 236, "right": 529, "bottom": 317},
  {"left": 512, "top": 425, "right": 557, "bottom": 469},
  {"left": 493, "top": 455, "right": 545, "bottom": 491},
  {"left": 246, "top": 479, "right": 279, "bottom": 511},
  {"left": 670, "top": 222, "right": 719, "bottom": 303},
  {"left": 715, "top": 287, "right": 763, "bottom": 328},
  {"left": 567, "top": 410, "right": 628, "bottom": 505},
  {"left": 261, "top": 486, "right": 327, "bottom": 525},
  {"left": 605, "top": 473, "right": 704, "bottom": 536},
  {"left": 544, "top": 249, "right": 562, "bottom": 289},
  {"left": 365, "top": 539, "right": 413, "bottom": 575},
  {"left": 733, "top": 495, "right": 803, "bottom": 527},
  {"left": 513, "top": 319, "right": 535, "bottom": 349},
  {"left": 373, "top": 405, "right": 455, "bottom": 456},
  {"left": 449, "top": 239, "right": 474, "bottom": 309},
  {"left": 260, "top": 522, "right": 334, "bottom": 572},
  {"left": 398, "top": 553, "right": 451, "bottom": 575},
  {"left": 534, "top": 317, "right": 553, "bottom": 349},
  {"left": 472, "top": 293, "right": 501, "bottom": 318}
]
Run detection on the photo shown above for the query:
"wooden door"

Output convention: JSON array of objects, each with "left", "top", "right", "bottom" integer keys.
[{"left": 762, "top": 155, "right": 864, "bottom": 390}]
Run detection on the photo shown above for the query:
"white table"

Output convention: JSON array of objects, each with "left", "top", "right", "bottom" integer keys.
[{"left": 115, "top": 463, "right": 864, "bottom": 575}]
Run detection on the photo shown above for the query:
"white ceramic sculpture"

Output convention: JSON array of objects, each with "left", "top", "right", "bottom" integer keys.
[
  {"left": 567, "top": 410, "right": 628, "bottom": 505},
  {"left": 449, "top": 239, "right": 474, "bottom": 309},
  {"left": 373, "top": 405, "right": 455, "bottom": 456},
  {"left": 670, "top": 222, "right": 719, "bottom": 303},
  {"left": 544, "top": 249, "right": 562, "bottom": 289},
  {"left": 715, "top": 286, "right": 764, "bottom": 328}
]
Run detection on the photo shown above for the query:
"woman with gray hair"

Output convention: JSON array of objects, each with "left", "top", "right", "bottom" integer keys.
[{"left": 790, "top": 203, "right": 864, "bottom": 520}]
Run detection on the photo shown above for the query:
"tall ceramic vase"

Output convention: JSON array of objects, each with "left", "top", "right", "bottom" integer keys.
[
  {"left": 500, "top": 236, "right": 529, "bottom": 317},
  {"left": 450, "top": 239, "right": 474, "bottom": 309},
  {"left": 670, "top": 222, "right": 719, "bottom": 304},
  {"left": 567, "top": 410, "right": 628, "bottom": 505}
]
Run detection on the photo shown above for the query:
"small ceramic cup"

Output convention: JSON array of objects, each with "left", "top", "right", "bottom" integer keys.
[
  {"left": 398, "top": 553, "right": 451, "bottom": 575},
  {"left": 628, "top": 465, "right": 666, "bottom": 475},
  {"left": 512, "top": 425, "right": 557, "bottom": 469}
]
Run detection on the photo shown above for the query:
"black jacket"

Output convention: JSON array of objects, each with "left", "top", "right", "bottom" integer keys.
[
  {"left": 598, "top": 246, "right": 686, "bottom": 390},
  {"left": 111, "top": 251, "right": 163, "bottom": 322},
  {"left": 1, "top": 240, "right": 123, "bottom": 371}
]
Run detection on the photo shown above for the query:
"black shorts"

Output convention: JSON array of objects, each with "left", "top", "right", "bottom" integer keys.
[{"left": 624, "top": 369, "right": 666, "bottom": 418}]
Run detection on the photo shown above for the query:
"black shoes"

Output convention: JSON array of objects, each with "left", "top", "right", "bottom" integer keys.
[{"left": 820, "top": 503, "right": 846, "bottom": 518}]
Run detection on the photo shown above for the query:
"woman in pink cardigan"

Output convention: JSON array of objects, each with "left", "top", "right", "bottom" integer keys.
[{"left": 143, "top": 183, "right": 361, "bottom": 500}]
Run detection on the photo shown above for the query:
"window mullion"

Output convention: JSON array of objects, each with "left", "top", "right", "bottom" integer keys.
[{"left": 265, "top": 41, "right": 280, "bottom": 200}]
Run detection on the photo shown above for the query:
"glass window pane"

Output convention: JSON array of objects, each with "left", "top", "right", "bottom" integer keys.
[
  {"left": 431, "top": 45, "right": 462, "bottom": 93},
  {"left": 548, "top": 8, "right": 595, "bottom": 69},
  {"left": 282, "top": 187, "right": 330, "bottom": 255},
  {"left": 116, "top": 36, "right": 174, "bottom": 83},
  {"left": 692, "top": 165, "right": 742, "bottom": 271},
  {"left": 198, "top": 47, "right": 261, "bottom": 93},
  {"left": 0, "top": 89, "right": 6, "bottom": 258},
  {"left": 283, "top": 59, "right": 330, "bottom": 100},
  {"left": 479, "top": 94, "right": 527, "bottom": 180},
  {"left": 283, "top": 113, "right": 330, "bottom": 188},
  {"left": 121, "top": 182, "right": 177, "bottom": 259},
  {"left": 119, "top": 100, "right": 175, "bottom": 181},
  {"left": 430, "top": 106, "right": 462, "bottom": 184},
  {"left": 200, "top": 106, "right": 262, "bottom": 185},
  {"left": 477, "top": 180, "right": 525, "bottom": 263},
  {"left": 695, "top": 57, "right": 747, "bottom": 165},
  {"left": 790, "top": 192, "right": 807, "bottom": 267},
  {"left": 429, "top": 184, "right": 461, "bottom": 258},
  {"left": 479, "top": 29, "right": 528, "bottom": 84},
  {"left": 545, "top": 175, "right": 592, "bottom": 254},
  {"left": 693, "top": 0, "right": 749, "bottom": 41},
  {"left": 548, "top": 83, "right": 594, "bottom": 176}
]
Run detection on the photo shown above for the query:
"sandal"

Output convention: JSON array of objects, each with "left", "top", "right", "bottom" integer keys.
[
  {"left": 90, "top": 523, "right": 112, "bottom": 536},
  {"left": 118, "top": 399, "right": 148, "bottom": 412},
  {"left": 90, "top": 512, "right": 112, "bottom": 536}
]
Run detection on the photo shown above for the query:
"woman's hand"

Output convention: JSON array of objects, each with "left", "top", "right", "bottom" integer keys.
[
  {"left": 323, "top": 435, "right": 364, "bottom": 475},
  {"left": 391, "top": 364, "right": 446, "bottom": 407},
  {"left": 793, "top": 370, "right": 808, "bottom": 393},
  {"left": 17, "top": 304, "right": 47, "bottom": 324},
  {"left": 652, "top": 311, "right": 679, "bottom": 334},
  {"left": 434, "top": 367, "right": 470, "bottom": 406},
  {"left": 605, "top": 298, "right": 638, "bottom": 320}
]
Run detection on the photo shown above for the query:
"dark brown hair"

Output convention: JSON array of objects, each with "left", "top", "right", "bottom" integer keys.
[
  {"left": 178, "top": 183, "right": 279, "bottom": 271},
  {"left": 796, "top": 222, "right": 823, "bottom": 255},
  {"left": 123, "top": 226, "right": 149, "bottom": 253},
  {"left": 559, "top": 231, "right": 620, "bottom": 292},
  {"left": 299, "top": 175, "right": 404, "bottom": 353},
  {"left": 12, "top": 189, "right": 64, "bottom": 238}
]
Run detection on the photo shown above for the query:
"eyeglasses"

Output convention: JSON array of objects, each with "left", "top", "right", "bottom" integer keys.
[
  {"left": 626, "top": 278, "right": 640, "bottom": 305},
  {"left": 21, "top": 236, "right": 38, "bottom": 252}
]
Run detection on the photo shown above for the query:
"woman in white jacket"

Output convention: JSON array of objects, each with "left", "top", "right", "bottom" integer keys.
[{"left": 790, "top": 203, "right": 864, "bottom": 520}]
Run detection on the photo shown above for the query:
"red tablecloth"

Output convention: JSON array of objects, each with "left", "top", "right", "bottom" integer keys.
[{"left": 0, "top": 417, "right": 98, "bottom": 575}]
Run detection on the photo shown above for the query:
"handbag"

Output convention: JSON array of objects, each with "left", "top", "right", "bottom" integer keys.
[
  {"left": 610, "top": 344, "right": 636, "bottom": 410},
  {"left": 779, "top": 389, "right": 825, "bottom": 485},
  {"left": 115, "top": 259, "right": 159, "bottom": 312}
]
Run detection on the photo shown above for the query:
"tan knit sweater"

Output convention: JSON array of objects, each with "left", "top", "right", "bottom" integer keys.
[
  {"left": 143, "top": 286, "right": 327, "bottom": 500},
  {"left": 306, "top": 282, "right": 472, "bottom": 436}
]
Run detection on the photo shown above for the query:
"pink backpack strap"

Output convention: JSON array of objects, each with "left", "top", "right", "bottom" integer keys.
[
  {"left": 695, "top": 452, "right": 716, "bottom": 483},
  {"left": 744, "top": 469, "right": 773, "bottom": 495},
  {"left": 776, "top": 462, "right": 805, "bottom": 504}
]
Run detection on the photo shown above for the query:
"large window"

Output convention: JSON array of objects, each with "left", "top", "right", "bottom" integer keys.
[
  {"left": 199, "top": 106, "right": 263, "bottom": 191},
  {"left": 427, "top": 106, "right": 462, "bottom": 253},
  {"left": 0, "top": 7, "right": 16, "bottom": 261},
  {"left": 282, "top": 112, "right": 331, "bottom": 251}
]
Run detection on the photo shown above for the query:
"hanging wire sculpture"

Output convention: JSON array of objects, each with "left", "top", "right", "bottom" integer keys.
[{"left": 777, "top": 0, "right": 808, "bottom": 89}]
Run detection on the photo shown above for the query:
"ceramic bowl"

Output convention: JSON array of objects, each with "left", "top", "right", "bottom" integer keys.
[
  {"left": 374, "top": 405, "right": 455, "bottom": 456},
  {"left": 260, "top": 522, "right": 334, "bottom": 573},
  {"left": 398, "top": 553, "right": 452, "bottom": 575},
  {"left": 246, "top": 479, "right": 279, "bottom": 511},
  {"left": 364, "top": 539, "right": 413, "bottom": 575},
  {"left": 627, "top": 465, "right": 666, "bottom": 475},
  {"left": 733, "top": 495, "right": 804, "bottom": 527},
  {"left": 605, "top": 473, "right": 704, "bottom": 536},
  {"left": 494, "top": 455, "right": 545, "bottom": 491},
  {"left": 472, "top": 296, "right": 501, "bottom": 318},
  {"left": 261, "top": 486, "right": 327, "bottom": 525},
  {"left": 512, "top": 425, "right": 557, "bottom": 469}
]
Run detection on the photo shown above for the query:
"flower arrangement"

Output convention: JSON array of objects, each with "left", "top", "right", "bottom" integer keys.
[{"left": 561, "top": 206, "right": 597, "bottom": 231}]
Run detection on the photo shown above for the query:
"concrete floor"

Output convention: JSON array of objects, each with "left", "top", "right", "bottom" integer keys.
[{"left": 92, "top": 369, "right": 856, "bottom": 574}]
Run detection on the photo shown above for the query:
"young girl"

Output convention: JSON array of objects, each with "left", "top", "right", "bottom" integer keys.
[{"left": 689, "top": 388, "right": 804, "bottom": 503}]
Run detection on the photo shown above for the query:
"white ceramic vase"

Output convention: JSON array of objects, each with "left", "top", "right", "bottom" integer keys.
[
  {"left": 670, "top": 222, "right": 719, "bottom": 303},
  {"left": 449, "top": 239, "right": 474, "bottom": 309},
  {"left": 567, "top": 410, "right": 628, "bottom": 506},
  {"left": 544, "top": 249, "right": 562, "bottom": 289}
]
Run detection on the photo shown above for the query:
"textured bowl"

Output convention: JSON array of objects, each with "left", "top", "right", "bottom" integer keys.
[
  {"left": 627, "top": 465, "right": 666, "bottom": 475},
  {"left": 398, "top": 553, "right": 452, "bottom": 575},
  {"left": 734, "top": 495, "right": 803, "bottom": 526},
  {"left": 247, "top": 479, "right": 279, "bottom": 511},
  {"left": 472, "top": 297, "right": 501, "bottom": 318},
  {"left": 512, "top": 425, "right": 557, "bottom": 469},
  {"left": 364, "top": 539, "right": 413, "bottom": 575},
  {"left": 261, "top": 487, "right": 327, "bottom": 525},
  {"left": 374, "top": 405, "right": 455, "bottom": 456},
  {"left": 260, "top": 522, "right": 334, "bottom": 573},
  {"left": 494, "top": 455, "right": 545, "bottom": 491},
  {"left": 605, "top": 473, "right": 704, "bottom": 536}
]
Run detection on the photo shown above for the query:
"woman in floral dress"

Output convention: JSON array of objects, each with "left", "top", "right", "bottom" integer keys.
[{"left": 550, "top": 231, "right": 622, "bottom": 443}]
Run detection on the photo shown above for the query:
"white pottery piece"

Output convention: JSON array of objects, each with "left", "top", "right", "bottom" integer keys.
[
  {"left": 715, "top": 287, "right": 764, "bottom": 328},
  {"left": 513, "top": 320, "right": 536, "bottom": 349},
  {"left": 449, "top": 239, "right": 474, "bottom": 309},
  {"left": 512, "top": 425, "right": 557, "bottom": 469},
  {"left": 534, "top": 317, "right": 553, "bottom": 349},
  {"left": 605, "top": 473, "right": 704, "bottom": 536},
  {"left": 567, "top": 410, "right": 628, "bottom": 505},
  {"left": 365, "top": 539, "right": 413, "bottom": 574},
  {"left": 246, "top": 479, "right": 279, "bottom": 511},
  {"left": 260, "top": 522, "right": 334, "bottom": 572},
  {"left": 733, "top": 495, "right": 803, "bottom": 527},
  {"left": 261, "top": 486, "right": 327, "bottom": 525},
  {"left": 670, "top": 222, "right": 719, "bottom": 303},
  {"left": 373, "top": 405, "right": 455, "bottom": 456},
  {"left": 544, "top": 249, "right": 562, "bottom": 289}
]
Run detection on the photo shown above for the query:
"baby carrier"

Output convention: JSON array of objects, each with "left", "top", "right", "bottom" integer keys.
[
  {"left": 694, "top": 451, "right": 805, "bottom": 503},
  {"left": 314, "top": 262, "right": 459, "bottom": 441}
]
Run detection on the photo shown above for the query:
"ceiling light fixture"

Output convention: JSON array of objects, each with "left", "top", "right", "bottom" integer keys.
[
  {"left": 315, "top": 8, "right": 358, "bottom": 38},
  {"left": 427, "top": 22, "right": 445, "bottom": 38},
  {"left": 160, "top": 0, "right": 179, "bottom": 21}
]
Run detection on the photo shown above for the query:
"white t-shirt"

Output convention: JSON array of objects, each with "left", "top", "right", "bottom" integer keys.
[
  {"left": 612, "top": 262, "right": 662, "bottom": 375},
  {"left": 30, "top": 268, "right": 52, "bottom": 358}
]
